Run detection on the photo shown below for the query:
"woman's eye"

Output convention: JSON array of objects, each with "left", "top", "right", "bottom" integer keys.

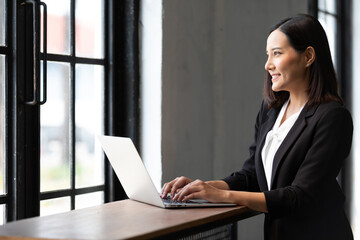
[{"left": 274, "top": 51, "right": 281, "bottom": 56}]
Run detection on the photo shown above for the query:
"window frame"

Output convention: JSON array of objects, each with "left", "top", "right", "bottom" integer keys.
[
  {"left": 1, "top": 0, "right": 140, "bottom": 223},
  {"left": 0, "top": 0, "right": 10, "bottom": 220},
  {"left": 336, "top": 0, "right": 352, "bottom": 219},
  {"left": 38, "top": 0, "right": 107, "bottom": 210}
]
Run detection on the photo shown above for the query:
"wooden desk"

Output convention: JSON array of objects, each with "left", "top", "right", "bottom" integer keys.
[{"left": 0, "top": 200, "right": 259, "bottom": 239}]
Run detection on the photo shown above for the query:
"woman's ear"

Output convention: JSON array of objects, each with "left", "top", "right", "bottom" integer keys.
[{"left": 305, "top": 46, "right": 315, "bottom": 67}]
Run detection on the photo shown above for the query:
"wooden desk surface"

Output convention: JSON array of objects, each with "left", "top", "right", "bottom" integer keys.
[{"left": 0, "top": 200, "right": 258, "bottom": 240}]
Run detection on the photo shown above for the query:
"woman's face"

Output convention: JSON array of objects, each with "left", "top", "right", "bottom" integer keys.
[{"left": 265, "top": 29, "right": 308, "bottom": 94}]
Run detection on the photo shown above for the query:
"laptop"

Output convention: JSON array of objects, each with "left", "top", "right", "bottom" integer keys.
[{"left": 97, "top": 135, "right": 236, "bottom": 208}]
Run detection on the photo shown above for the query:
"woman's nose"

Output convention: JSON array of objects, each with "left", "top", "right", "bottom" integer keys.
[{"left": 265, "top": 57, "right": 273, "bottom": 71}]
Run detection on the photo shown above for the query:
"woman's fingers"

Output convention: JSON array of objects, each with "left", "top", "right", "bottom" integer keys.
[
  {"left": 173, "top": 179, "right": 204, "bottom": 201},
  {"left": 161, "top": 177, "right": 222, "bottom": 202},
  {"left": 173, "top": 179, "right": 225, "bottom": 203},
  {"left": 160, "top": 182, "right": 170, "bottom": 198},
  {"left": 170, "top": 177, "right": 189, "bottom": 197},
  {"left": 161, "top": 176, "right": 192, "bottom": 198},
  {"left": 161, "top": 178, "right": 177, "bottom": 198}
]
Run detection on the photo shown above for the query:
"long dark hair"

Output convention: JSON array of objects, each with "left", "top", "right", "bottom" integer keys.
[{"left": 263, "top": 14, "right": 343, "bottom": 108}]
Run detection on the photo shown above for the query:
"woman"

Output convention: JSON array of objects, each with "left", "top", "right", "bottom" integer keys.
[{"left": 161, "top": 14, "right": 353, "bottom": 240}]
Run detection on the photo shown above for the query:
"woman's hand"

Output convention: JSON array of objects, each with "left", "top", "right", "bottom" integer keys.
[
  {"left": 161, "top": 176, "right": 193, "bottom": 199},
  {"left": 172, "top": 179, "right": 229, "bottom": 203}
]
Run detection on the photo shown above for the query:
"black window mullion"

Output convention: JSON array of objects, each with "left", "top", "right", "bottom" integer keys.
[
  {"left": 70, "top": 61, "right": 75, "bottom": 210},
  {"left": 0, "top": 196, "right": 7, "bottom": 205},
  {"left": 40, "top": 185, "right": 105, "bottom": 201},
  {"left": 70, "top": 0, "right": 76, "bottom": 211},
  {"left": 43, "top": 53, "right": 105, "bottom": 65},
  {"left": 337, "top": 0, "right": 352, "bottom": 220},
  {"left": 104, "top": 0, "right": 112, "bottom": 203},
  {"left": 7, "top": 0, "right": 17, "bottom": 222},
  {"left": 0, "top": 46, "right": 9, "bottom": 54},
  {"left": 14, "top": 0, "right": 42, "bottom": 220},
  {"left": 337, "top": 0, "right": 351, "bottom": 102},
  {"left": 104, "top": 0, "right": 140, "bottom": 202},
  {"left": 308, "top": 0, "right": 318, "bottom": 18},
  {"left": 40, "top": 189, "right": 72, "bottom": 201}
]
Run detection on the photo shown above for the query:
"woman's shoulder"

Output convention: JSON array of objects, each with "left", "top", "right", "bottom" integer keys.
[
  {"left": 315, "top": 101, "right": 350, "bottom": 114},
  {"left": 312, "top": 101, "right": 352, "bottom": 123}
]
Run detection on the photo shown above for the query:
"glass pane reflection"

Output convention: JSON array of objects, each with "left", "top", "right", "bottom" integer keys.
[
  {"left": 0, "top": 55, "right": 5, "bottom": 195},
  {"left": 40, "top": 197, "right": 70, "bottom": 216},
  {"left": 318, "top": 12, "right": 337, "bottom": 70},
  {"left": 42, "top": 0, "right": 71, "bottom": 54},
  {"left": 75, "top": 191, "right": 103, "bottom": 210},
  {"left": 0, "top": 205, "right": 4, "bottom": 225},
  {"left": 75, "top": 64, "right": 104, "bottom": 188},
  {"left": 41, "top": 62, "right": 71, "bottom": 192},
  {"left": 0, "top": 0, "right": 6, "bottom": 45},
  {"left": 318, "top": 0, "right": 336, "bottom": 14},
  {"left": 75, "top": 0, "right": 104, "bottom": 58}
]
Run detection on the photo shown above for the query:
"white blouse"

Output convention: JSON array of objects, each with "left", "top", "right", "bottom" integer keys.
[{"left": 261, "top": 99, "right": 303, "bottom": 190}]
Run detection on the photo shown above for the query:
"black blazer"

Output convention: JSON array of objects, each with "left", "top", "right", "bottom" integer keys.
[{"left": 223, "top": 100, "right": 353, "bottom": 240}]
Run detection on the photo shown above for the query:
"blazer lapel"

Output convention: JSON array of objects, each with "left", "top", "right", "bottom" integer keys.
[
  {"left": 270, "top": 104, "right": 318, "bottom": 188},
  {"left": 256, "top": 107, "right": 280, "bottom": 191}
]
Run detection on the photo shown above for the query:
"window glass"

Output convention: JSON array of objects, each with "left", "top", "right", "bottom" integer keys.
[
  {"left": 75, "top": 0, "right": 104, "bottom": 58},
  {"left": 41, "top": 62, "right": 71, "bottom": 192},
  {"left": 0, "top": 55, "right": 5, "bottom": 195},
  {"left": 318, "top": 5, "right": 337, "bottom": 70},
  {"left": 42, "top": 0, "right": 71, "bottom": 54},
  {"left": 75, "top": 191, "right": 103, "bottom": 209},
  {"left": 0, "top": 0, "right": 5, "bottom": 45},
  {"left": 352, "top": 0, "right": 360, "bottom": 238},
  {"left": 318, "top": 0, "right": 336, "bottom": 14},
  {"left": 140, "top": 0, "right": 163, "bottom": 191},
  {"left": 75, "top": 64, "right": 104, "bottom": 188},
  {"left": 40, "top": 197, "right": 70, "bottom": 216},
  {"left": 0, "top": 205, "right": 4, "bottom": 225}
]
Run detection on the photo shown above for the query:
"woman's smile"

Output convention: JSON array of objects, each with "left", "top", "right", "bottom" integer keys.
[{"left": 271, "top": 73, "right": 280, "bottom": 81}]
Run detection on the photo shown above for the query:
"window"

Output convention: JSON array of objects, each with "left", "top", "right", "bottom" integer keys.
[
  {"left": 313, "top": 0, "right": 356, "bottom": 238},
  {"left": 0, "top": 0, "right": 7, "bottom": 225},
  {"left": 139, "top": 0, "right": 163, "bottom": 191},
  {"left": 352, "top": 0, "right": 360, "bottom": 238},
  {"left": 317, "top": 0, "right": 338, "bottom": 70},
  {"left": 0, "top": 0, "right": 140, "bottom": 224},
  {"left": 39, "top": 0, "right": 105, "bottom": 216},
  {"left": 308, "top": 0, "right": 356, "bottom": 234}
]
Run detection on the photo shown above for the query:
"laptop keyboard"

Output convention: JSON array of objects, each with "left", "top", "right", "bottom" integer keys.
[{"left": 163, "top": 196, "right": 189, "bottom": 204}]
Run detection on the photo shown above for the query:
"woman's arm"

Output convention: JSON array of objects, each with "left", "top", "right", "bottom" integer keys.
[
  {"left": 205, "top": 180, "right": 230, "bottom": 190},
  {"left": 226, "top": 191, "right": 268, "bottom": 213},
  {"left": 207, "top": 181, "right": 268, "bottom": 212},
  {"left": 172, "top": 179, "right": 268, "bottom": 213}
]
